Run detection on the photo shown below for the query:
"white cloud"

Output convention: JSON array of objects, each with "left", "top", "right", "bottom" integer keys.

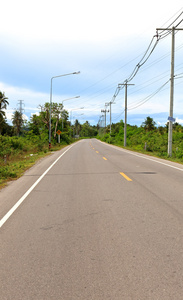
[
  {"left": 6, "top": 111, "right": 14, "bottom": 123},
  {"left": 31, "top": 112, "right": 40, "bottom": 117},
  {"left": 1, "top": 0, "right": 183, "bottom": 43},
  {"left": 6, "top": 110, "right": 28, "bottom": 124},
  {"left": 1, "top": 2, "right": 183, "bottom": 127},
  {"left": 0, "top": 81, "right": 49, "bottom": 108},
  {"left": 175, "top": 117, "right": 183, "bottom": 124},
  {"left": 23, "top": 114, "right": 29, "bottom": 122}
]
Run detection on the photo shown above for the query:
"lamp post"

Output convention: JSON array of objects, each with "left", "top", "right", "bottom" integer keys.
[
  {"left": 49, "top": 71, "right": 80, "bottom": 149},
  {"left": 62, "top": 96, "right": 80, "bottom": 131},
  {"left": 70, "top": 107, "right": 84, "bottom": 137},
  {"left": 72, "top": 113, "right": 84, "bottom": 137}
]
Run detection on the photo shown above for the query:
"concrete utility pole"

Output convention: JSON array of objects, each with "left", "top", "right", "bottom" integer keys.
[
  {"left": 118, "top": 82, "right": 134, "bottom": 147},
  {"left": 105, "top": 101, "right": 115, "bottom": 136},
  {"left": 101, "top": 109, "right": 109, "bottom": 128},
  {"left": 156, "top": 26, "right": 183, "bottom": 157},
  {"left": 109, "top": 102, "right": 112, "bottom": 134},
  {"left": 98, "top": 115, "right": 103, "bottom": 135}
]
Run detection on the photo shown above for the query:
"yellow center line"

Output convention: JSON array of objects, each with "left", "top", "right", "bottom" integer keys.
[
  {"left": 103, "top": 157, "right": 107, "bottom": 160},
  {"left": 120, "top": 172, "right": 132, "bottom": 181}
]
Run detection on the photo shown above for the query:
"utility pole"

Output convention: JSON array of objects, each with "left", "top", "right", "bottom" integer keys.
[
  {"left": 101, "top": 109, "right": 109, "bottom": 128},
  {"left": 156, "top": 26, "right": 183, "bottom": 157},
  {"left": 98, "top": 115, "right": 103, "bottom": 135},
  {"left": 105, "top": 101, "right": 115, "bottom": 136},
  {"left": 109, "top": 102, "right": 112, "bottom": 134},
  {"left": 101, "top": 115, "right": 105, "bottom": 128},
  {"left": 118, "top": 82, "right": 134, "bottom": 147}
]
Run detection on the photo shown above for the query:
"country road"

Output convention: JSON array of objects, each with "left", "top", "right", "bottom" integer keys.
[{"left": 1, "top": 138, "right": 183, "bottom": 299}]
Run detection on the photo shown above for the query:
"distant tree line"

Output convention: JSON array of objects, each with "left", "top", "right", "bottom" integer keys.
[
  {"left": 0, "top": 91, "right": 98, "bottom": 143},
  {"left": 98, "top": 116, "right": 183, "bottom": 159},
  {"left": 1, "top": 90, "right": 183, "bottom": 160}
]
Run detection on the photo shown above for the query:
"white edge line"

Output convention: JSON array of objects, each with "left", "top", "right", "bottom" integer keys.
[
  {"left": 97, "top": 139, "right": 183, "bottom": 172},
  {"left": 0, "top": 144, "right": 74, "bottom": 228}
]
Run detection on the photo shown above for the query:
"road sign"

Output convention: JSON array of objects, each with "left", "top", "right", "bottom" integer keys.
[
  {"left": 57, "top": 130, "right": 62, "bottom": 135},
  {"left": 168, "top": 116, "right": 176, "bottom": 123}
]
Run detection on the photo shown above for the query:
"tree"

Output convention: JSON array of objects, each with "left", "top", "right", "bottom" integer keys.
[
  {"left": 80, "top": 121, "right": 98, "bottom": 138},
  {"left": 12, "top": 111, "right": 24, "bottom": 136},
  {"left": 61, "top": 109, "right": 69, "bottom": 131},
  {"left": 29, "top": 114, "right": 41, "bottom": 135},
  {"left": 173, "top": 122, "right": 183, "bottom": 133},
  {"left": 142, "top": 116, "right": 156, "bottom": 132},
  {"left": 38, "top": 102, "right": 69, "bottom": 138},
  {"left": 39, "top": 103, "right": 50, "bottom": 130},
  {"left": 52, "top": 103, "right": 63, "bottom": 138},
  {"left": 0, "top": 91, "right": 9, "bottom": 134},
  {"left": 74, "top": 119, "right": 81, "bottom": 136}
]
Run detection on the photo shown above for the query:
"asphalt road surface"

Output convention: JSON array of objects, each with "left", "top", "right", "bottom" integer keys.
[{"left": 1, "top": 139, "right": 183, "bottom": 300}]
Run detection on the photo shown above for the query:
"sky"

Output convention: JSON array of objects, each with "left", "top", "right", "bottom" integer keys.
[{"left": 0, "top": 0, "right": 183, "bottom": 127}]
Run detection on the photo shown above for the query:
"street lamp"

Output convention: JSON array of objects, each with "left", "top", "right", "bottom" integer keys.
[
  {"left": 49, "top": 71, "right": 80, "bottom": 148},
  {"left": 62, "top": 96, "right": 80, "bottom": 106},
  {"left": 62, "top": 96, "right": 80, "bottom": 131},
  {"left": 70, "top": 107, "right": 84, "bottom": 137},
  {"left": 72, "top": 113, "right": 84, "bottom": 137}
]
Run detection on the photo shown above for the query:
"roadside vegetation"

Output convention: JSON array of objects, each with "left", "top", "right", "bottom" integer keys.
[
  {"left": 98, "top": 117, "right": 183, "bottom": 163},
  {"left": 0, "top": 91, "right": 183, "bottom": 188},
  {"left": 0, "top": 91, "right": 98, "bottom": 188}
]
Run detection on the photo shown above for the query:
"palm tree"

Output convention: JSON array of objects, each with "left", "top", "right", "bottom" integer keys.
[
  {"left": 12, "top": 110, "right": 24, "bottom": 136},
  {"left": 0, "top": 91, "right": 9, "bottom": 117},
  {"left": 142, "top": 116, "right": 156, "bottom": 132},
  {"left": 0, "top": 91, "right": 9, "bottom": 134},
  {"left": 74, "top": 119, "right": 81, "bottom": 136}
]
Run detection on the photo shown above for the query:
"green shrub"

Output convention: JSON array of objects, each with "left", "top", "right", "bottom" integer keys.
[
  {"left": 10, "top": 137, "right": 24, "bottom": 150},
  {"left": 0, "top": 166, "right": 17, "bottom": 178}
]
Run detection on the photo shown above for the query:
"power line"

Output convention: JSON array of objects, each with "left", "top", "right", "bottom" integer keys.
[
  {"left": 87, "top": 11, "right": 183, "bottom": 127},
  {"left": 78, "top": 13, "right": 183, "bottom": 114},
  {"left": 112, "top": 109, "right": 125, "bottom": 122},
  {"left": 113, "top": 80, "right": 170, "bottom": 123},
  {"left": 106, "top": 10, "right": 183, "bottom": 121},
  {"left": 156, "top": 10, "right": 183, "bottom": 39},
  {"left": 128, "top": 80, "right": 170, "bottom": 111},
  {"left": 87, "top": 8, "right": 183, "bottom": 105}
]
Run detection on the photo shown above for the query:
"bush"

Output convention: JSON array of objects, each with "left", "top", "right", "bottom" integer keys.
[
  {"left": 61, "top": 132, "right": 71, "bottom": 144},
  {"left": 0, "top": 166, "right": 17, "bottom": 178},
  {"left": 10, "top": 137, "right": 24, "bottom": 150}
]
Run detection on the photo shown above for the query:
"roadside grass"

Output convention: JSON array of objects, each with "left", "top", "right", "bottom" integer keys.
[
  {"left": 98, "top": 128, "right": 183, "bottom": 165},
  {"left": 0, "top": 144, "right": 67, "bottom": 189},
  {"left": 113, "top": 143, "right": 183, "bottom": 165}
]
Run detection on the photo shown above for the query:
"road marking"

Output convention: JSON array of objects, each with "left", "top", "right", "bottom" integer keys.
[
  {"left": 96, "top": 151, "right": 99, "bottom": 153},
  {"left": 120, "top": 172, "right": 132, "bottom": 181},
  {"left": 103, "top": 157, "right": 107, "bottom": 160},
  {"left": 0, "top": 144, "right": 75, "bottom": 229}
]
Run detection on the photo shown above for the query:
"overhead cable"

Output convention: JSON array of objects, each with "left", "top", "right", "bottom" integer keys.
[
  {"left": 128, "top": 80, "right": 170, "bottom": 111},
  {"left": 109, "top": 10, "right": 183, "bottom": 107}
]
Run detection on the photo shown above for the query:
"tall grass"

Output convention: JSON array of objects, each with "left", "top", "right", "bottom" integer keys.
[
  {"left": 98, "top": 125, "right": 183, "bottom": 163},
  {"left": 0, "top": 134, "right": 68, "bottom": 188}
]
